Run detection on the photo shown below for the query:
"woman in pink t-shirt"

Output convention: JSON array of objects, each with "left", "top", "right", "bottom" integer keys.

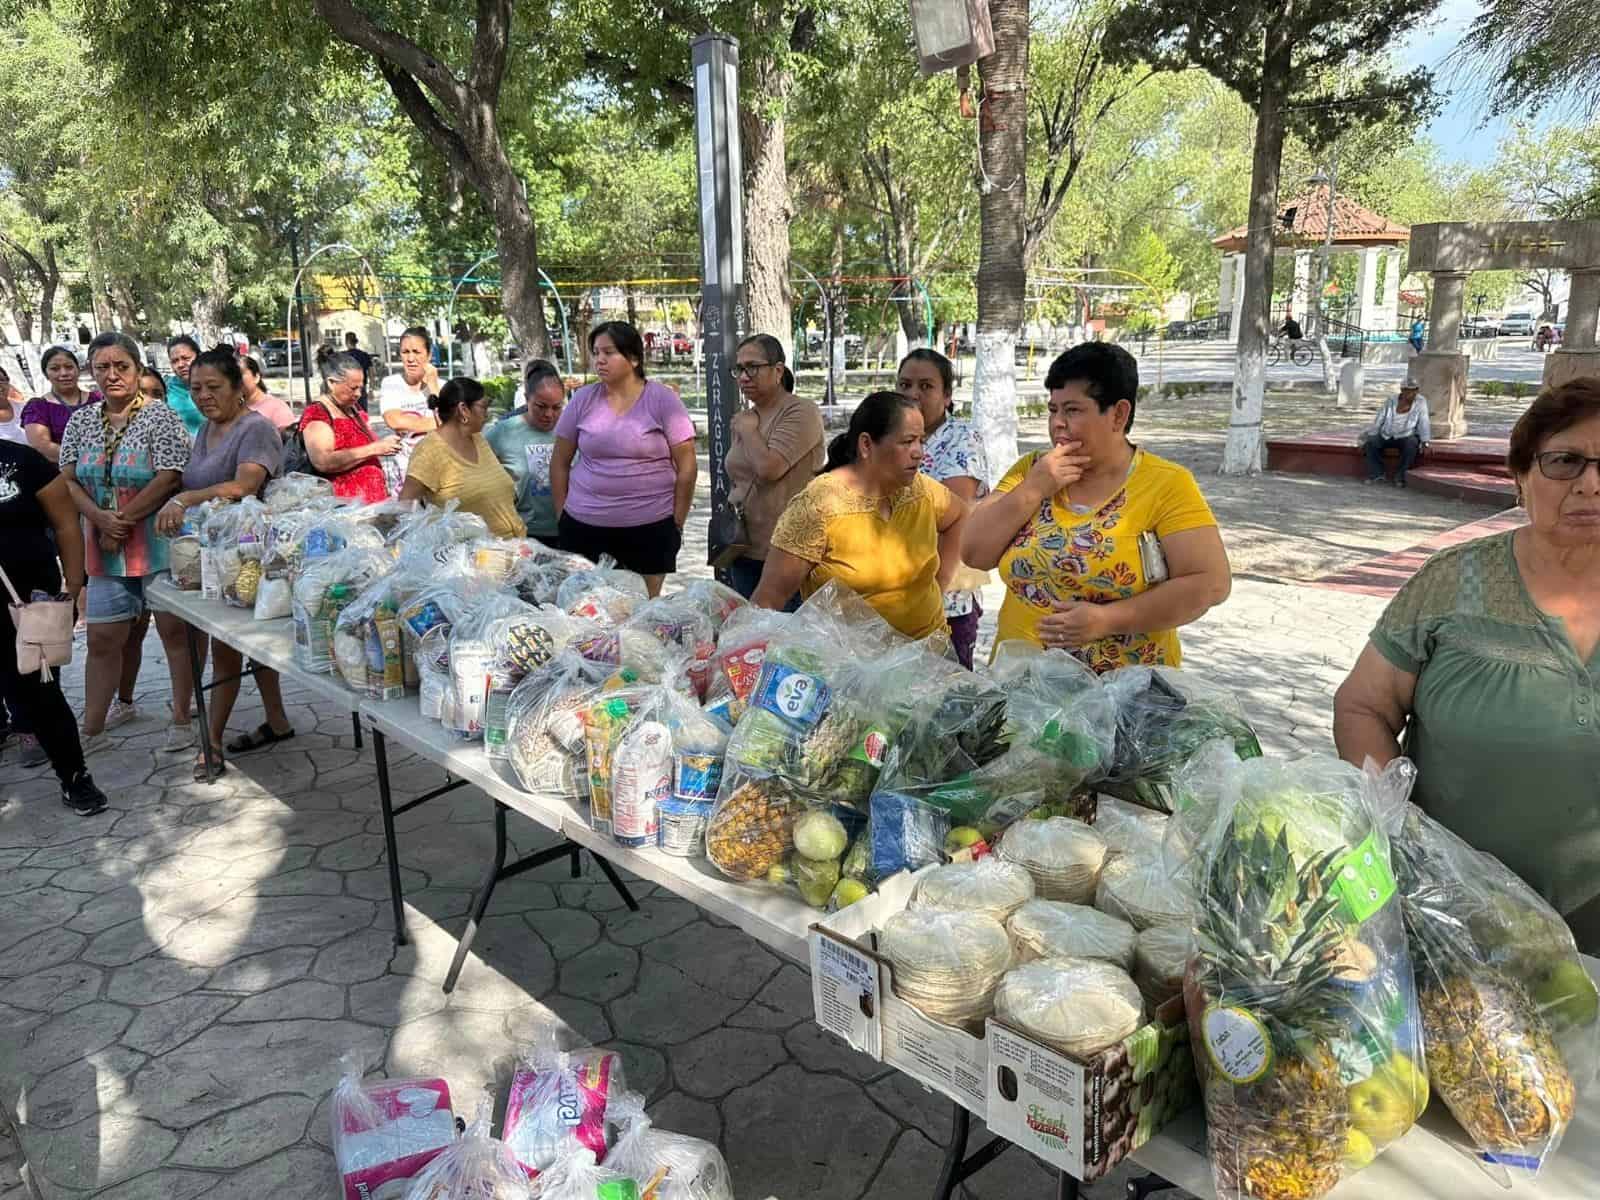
[
  {"left": 241, "top": 355, "right": 298, "bottom": 435},
  {"left": 551, "top": 321, "right": 698, "bottom": 595}
]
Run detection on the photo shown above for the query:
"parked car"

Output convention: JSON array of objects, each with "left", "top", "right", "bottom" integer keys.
[
  {"left": 1499, "top": 310, "right": 1538, "bottom": 337},
  {"left": 1461, "top": 316, "right": 1500, "bottom": 338},
  {"left": 1163, "top": 320, "right": 1192, "bottom": 340},
  {"left": 260, "top": 338, "right": 290, "bottom": 368}
]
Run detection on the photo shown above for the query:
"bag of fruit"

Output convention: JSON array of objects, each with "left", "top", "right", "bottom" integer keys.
[
  {"left": 1170, "top": 750, "right": 1424, "bottom": 1200},
  {"left": 605, "top": 1091, "right": 734, "bottom": 1200},
  {"left": 1099, "top": 666, "right": 1262, "bottom": 812},
  {"left": 1375, "top": 758, "right": 1597, "bottom": 1182}
]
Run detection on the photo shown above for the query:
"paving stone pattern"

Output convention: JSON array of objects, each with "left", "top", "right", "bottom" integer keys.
[{"left": 0, "top": 545, "right": 1389, "bottom": 1198}]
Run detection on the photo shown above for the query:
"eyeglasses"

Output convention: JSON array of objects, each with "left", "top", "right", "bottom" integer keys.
[
  {"left": 1536, "top": 451, "right": 1600, "bottom": 481},
  {"left": 731, "top": 362, "right": 774, "bottom": 378}
]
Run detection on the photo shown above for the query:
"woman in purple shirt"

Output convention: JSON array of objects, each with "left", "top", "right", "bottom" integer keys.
[
  {"left": 23, "top": 345, "right": 96, "bottom": 463},
  {"left": 551, "top": 321, "right": 698, "bottom": 596}
]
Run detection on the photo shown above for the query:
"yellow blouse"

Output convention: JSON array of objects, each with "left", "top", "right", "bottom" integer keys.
[
  {"left": 770, "top": 471, "right": 955, "bottom": 639},
  {"left": 992, "top": 448, "right": 1216, "bottom": 671},
  {"left": 406, "top": 432, "right": 525, "bottom": 539}
]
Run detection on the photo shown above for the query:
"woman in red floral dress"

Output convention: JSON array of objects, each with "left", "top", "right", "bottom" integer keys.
[{"left": 298, "top": 352, "right": 399, "bottom": 503}]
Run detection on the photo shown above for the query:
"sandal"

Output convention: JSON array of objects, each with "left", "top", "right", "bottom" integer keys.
[
  {"left": 226, "top": 723, "right": 296, "bottom": 754},
  {"left": 193, "top": 749, "right": 228, "bottom": 782}
]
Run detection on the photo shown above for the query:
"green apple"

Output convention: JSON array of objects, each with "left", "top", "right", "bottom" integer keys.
[
  {"left": 1533, "top": 959, "right": 1600, "bottom": 1028},
  {"left": 830, "top": 879, "right": 870, "bottom": 910},
  {"left": 1379, "top": 1052, "right": 1429, "bottom": 1120},
  {"left": 944, "top": 826, "right": 984, "bottom": 852},
  {"left": 1343, "top": 1127, "right": 1376, "bottom": 1170},
  {"left": 1347, "top": 1073, "right": 1414, "bottom": 1147},
  {"left": 794, "top": 856, "right": 841, "bottom": 908}
]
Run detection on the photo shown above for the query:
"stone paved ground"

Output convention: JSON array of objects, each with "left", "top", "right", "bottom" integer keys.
[{"left": 0, "top": 389, "right": 1458, "bottom": 1199}]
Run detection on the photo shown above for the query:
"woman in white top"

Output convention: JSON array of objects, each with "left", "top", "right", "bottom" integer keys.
[
  {"left": 899, "top": 348, "right": 987, "bottom": 667},
  {"left": 1361, "top": 375, "right": 1432, "bottom": 487},
  {"left": 377, "top": 325, "right": 439, "bottom": 477},
  {"left": 0, "top": 363, "right": 27, "bottom": 444}
]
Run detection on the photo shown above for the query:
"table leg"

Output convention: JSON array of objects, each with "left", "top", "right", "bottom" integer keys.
[
  {"left": 185, "top": 622, "right": 220, "bottom": 783},
  {"left": 590, "top": 852, "right": 641, "bottom": 912},
  {"left": 372, "top": 729, "right": 409, "bottom": 947},
  {"left": 1057, "top": 1170, "right": 1079, "bottom": 1200},
  {"left": 351, "top": 712, "right": 364, "bottom": 750},
  {"left": 443, "top": 800, "right": 511, "bottom": 994},
  {"left": 932, "top": 1104, "right": 971, "bottom": 1200}
]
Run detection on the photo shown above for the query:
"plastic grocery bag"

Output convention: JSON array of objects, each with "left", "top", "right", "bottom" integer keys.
[
  {"left": 262, "top": 471, "right": 333, "bottom": 510},
  {"left": 558, "top": 554, "right": 650, "bottom": 621},
  {"left": 527, "top": 1149, "right": 633, "bottom": 1200},
  {"left": 667, "top": 575, "right": 747, "bottom": 632},
  {"left": 512, "top": 546, "right": 598, "bottom": 607},
  {"left": 291, "top": 548, "right": 392, "bottom": 673},
  {"left": 1376, "top": 759, "right": 1596, "bottom": 1182},
  {"left": 623, "top": 595, "right": 717, "bottom": 697},
  {"left": 594, "top": 685, "right": 734, "bottom": 848},
  {"left": 1170, "top": 749, "right": 1424, "bottom": 1200},
  {"left": 329, "top": 1053, "right": 456, "bottom": 1200},
  {"left": 605, "top": 1091, "right": 734, "bottom": 1200},
  {"left": 385, "top": 499, "right": 490, "bottom": 565},
  {"left": 700, "top": 606, "right": 792, "bottom": 724},
  {"left": 442, "top": 593, "right": 539, "bottom": 742},
  {"left": 501, "top": 1024, "right": 626, "bottom": 1182},
  {"left": 401, "top": 1096, "right": 528, "bottom": 1200},
  {"left": 505, "top": 651, "right": 612, "bottom": 797},
  {"left": 332, "top": 576, "right": 408, "bottom": 700},
  {"left": 1099, "top": 667, "right": 1262, "bottom": 812},
  {"left": 992, "top": 641, "right": 1116, "bottom": 788}
]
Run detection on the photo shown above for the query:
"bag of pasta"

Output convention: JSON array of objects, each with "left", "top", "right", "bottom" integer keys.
[
  {"left": 1376, "top": 759, "right": 1596, "bottom": 1182},
  {"left": 505, "top": 651, "right": 612, "bottom": 797},
  {"left": 1170, "top": 750, "right": 1423, "bottom": 1200},
  {"left": 400, "top": 1096, "right": 528, "bottom": 1200},
  {"left": 1100, "top": 666, "right": 1262, "bottom": 812}
]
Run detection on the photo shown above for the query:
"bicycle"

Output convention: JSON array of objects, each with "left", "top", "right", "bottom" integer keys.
[{"left": 1267, "top": 338, "right": 1315, "bottom": 367}]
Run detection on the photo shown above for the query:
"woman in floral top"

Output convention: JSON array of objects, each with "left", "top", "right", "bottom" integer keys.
[
  {"left": 900, "top": 348, "right": 988, "bottom": 667},
  {"left": 962, "top": 343, "right": 1230, "bottom": 672},
  {"left": 61, "top": 332, "right": 198, "bottom": 753}
]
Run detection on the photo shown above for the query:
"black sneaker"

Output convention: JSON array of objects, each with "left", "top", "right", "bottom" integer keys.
[{"left": 61, "top": 772, "right": 109, "bottom": 817}]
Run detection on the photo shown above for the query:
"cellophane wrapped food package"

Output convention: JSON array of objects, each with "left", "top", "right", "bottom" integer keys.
[
  {"left": 1100, "top": 666, "right": 1263, "bottom": 813},
  {"left": 349, "top": 497, "right": 420, "bottom": 542},
  {"left": 169, "top": 499, "right": 218, "bottom": 592},
  {"left": 700, "top": 606, "right": 791, "bottom": 725},
  {"left": 468, "top": 536, "right": 540, "bottom": 584},
  {"left": 512, "top": 547, "right": 598, "bottom": 607},
  {"left": 505, "top": 651, "right": 612, "bottom": 797},
  {"left": 605, "top": 1091, "right": 735, "bottom": 1200},
  {"left": 220, "top": 497, "right": 269, "bottom": 609},
  {"left": 401, "top": 1096, "right": 527, "bottom": 1200},
  {"left": 668, "top": 575, "right": 747, "bottom": 634},
  {"left": 501, "top": 1026, "right": 626, "bottom": 1183},
  {"left": 992, "top": 641, "right": 1116, "bottom": 791},
  {"left": 596, "top": 686, "right": 733, "bottom": 851},
  {"left": 582, "top": 687, "right": 656, "bottom": 836},
  {"left": 559, "top": 555, "right": 650, "bottom": 623},
  {"left": 480, "top": 607, "right": 577, "bottom": 760},
  {"left": 442, "top": 593, "right": 539, "bottom": 742},
  {"left": 526, "top": 1149, "right": 632, "bottom": 1200},
  {"left": 291, "top": 548, "right": 392, "bottom": 673},
  {"left": 705, "top": 584, "right": 912, "bottom": 898},
  {"left": 329, "top": 1055, "right": 456, "bottom": 1200},
  {"left": 1375, "top": 758, "right": 1597, "bottom": 1182},
  {"left": 385, "top": 499, "right": 491, "bottom": 566},
  {"left": 623, "top": 596, "right": 717, "bottom": 698},
  {"left": 259, "top": 495, "right": 340, "bottom": 582},
  {"left": 333, "top": 574, "right": 408, "bottom": 700},
  {"left": 262, "top": 471, "right": 333, "bottom": 510},
  {"left": 1169, "top": 749, "right": 1424, "bottom": 1200}
]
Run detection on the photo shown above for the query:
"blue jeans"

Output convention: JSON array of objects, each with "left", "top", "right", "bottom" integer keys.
[
  {"left": 1365, "top": 435, "right": 1421, "bottom": 481},
  {"left": 725, "top": 556, "right": 800, "bottom": 613}
]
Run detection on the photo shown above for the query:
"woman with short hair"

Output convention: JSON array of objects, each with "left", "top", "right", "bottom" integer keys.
[
  {"left": 377, "top": 325, "right": 440, "bottom": 476},
  {"left": 61, "top": 331, "right": 196, "bottom": 754},
  {"left": 551, "top": 320, "right": 698, "bottom": 595},
  {"left": 400, "top": 377, "right": 523, "bottom": 538},
  {"left": 22, "top": 345, "right": 94, "bottom": 463},
  {"left": 298, "top": 351, "right": 399, "bottom": 504},
  {"left": 155, "top": 349, "right": 293, "bottom": 778},
  {"left": 755, "top": 390, "right": 967, "bottom": 640},
  {"left": 1334, "top": 377, "right": 1600, "bottom": 952},
  {"left": 163, "top": 335, "right": 206, "bottom": 435}
]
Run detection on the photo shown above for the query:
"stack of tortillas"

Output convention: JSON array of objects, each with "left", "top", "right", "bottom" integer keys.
[
  {"left": 1133, "top": 923, "right": 1193, "bottom": 1011},
  {"left": 1006, "top": 900, "right": 1137, "bottom": 971},
  {"left": 995, "top": 958, "right": 1145, "bottom": 1057},
  {"left": 1093, "top": 797, "right": 1169, "bottom": 860},
  {"left": 997, "top": 817, "right": 1108, "bottom": 902},
  {"left": 910, "top": 859, "right": 1035, "bottom": 923},
  {"left": 880, "top": 909, "right": 1012, "bottom": 1028},
  {"left": 1095, "top": 852, "right": 1189, "bottom": 930}
]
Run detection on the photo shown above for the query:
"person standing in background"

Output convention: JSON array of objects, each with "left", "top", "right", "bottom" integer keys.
[
  {"left": 487, "top": 359, "right": 566, "bottom": 543},
  {"left": 163, "top": 336, "right": 206, "bottom": 436},
  {"left": 551, "top": 321, "right": 698, "bottom": 596},
  {"left": 22, "top": 346, "right": 94, "bottom": 463},
  {"left": 899, "top": 348, "right": 988, "bottom": 668},
  {"left": 723, "top": 333, "right": 823, "bottom": 607},
  {"left": 343, "top": 331, "right": 375, "bottom": 411},
  {"left": 300, "top": 352, "right": 398, "bottom": 504},
  {"left": 378, "top": 326, "right": 440, "bottom": 478},
  {"left": 0, "top": 365, "right": 26, "bottom": 445},
  {"left": 241, "top": 355, "right": 297, "bottom": 435}
]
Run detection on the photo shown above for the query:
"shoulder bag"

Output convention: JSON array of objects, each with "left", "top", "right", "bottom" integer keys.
[{"left": 0, "top": 564, "right": 74, "bottom": 682}]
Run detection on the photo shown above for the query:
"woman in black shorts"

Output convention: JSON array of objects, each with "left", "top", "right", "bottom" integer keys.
[{"left": 550, "top": 321, "right": 698, "bottom": 595}]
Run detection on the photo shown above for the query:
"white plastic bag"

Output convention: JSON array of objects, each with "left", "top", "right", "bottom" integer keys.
[{"left": 328, "top": 1052, "right": 456, "bottom": 1200}]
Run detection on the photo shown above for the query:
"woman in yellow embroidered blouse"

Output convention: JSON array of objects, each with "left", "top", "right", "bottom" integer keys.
[
  {"left": 963, "top": 344, "right": 1231, "bottom": 672},
  {"left": 755, "top": 391, "right": 967, "bottom": 639}
]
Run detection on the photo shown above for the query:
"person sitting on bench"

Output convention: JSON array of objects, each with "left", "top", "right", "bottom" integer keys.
[{"left": 1360, "top": 374, "right": 1431, "bottom": 488}]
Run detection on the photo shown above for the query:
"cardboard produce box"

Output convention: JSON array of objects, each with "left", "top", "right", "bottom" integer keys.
[
  {"left": 809, "top": 868, "right": 1196, "bottom": 1178},
  {"left": 984, "top": 996, "right": 1196, "bottom": 1182}
]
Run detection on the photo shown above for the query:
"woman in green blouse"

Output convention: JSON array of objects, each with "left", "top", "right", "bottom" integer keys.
[{"left": 1334, "top": 377, "right": 1600, "bottom": 952}]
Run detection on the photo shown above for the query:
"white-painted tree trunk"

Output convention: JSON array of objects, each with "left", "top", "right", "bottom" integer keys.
[
  {"left": 1223, "top": 340, "right": 1267, "bottom": 475},
  {"left": 972, "top": 331, "right": 1020, "bottom": 486}
]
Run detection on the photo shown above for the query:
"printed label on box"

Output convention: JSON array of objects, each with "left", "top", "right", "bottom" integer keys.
[
  {"left": 810, "top": 933, "right": 881, "bottom": 1060},
  {"left": 881, "top": 994, "right": 987, "bottom": 1113},
  {"left": 985, "top": 1024, "right": 1088, "bottom": 1177}
]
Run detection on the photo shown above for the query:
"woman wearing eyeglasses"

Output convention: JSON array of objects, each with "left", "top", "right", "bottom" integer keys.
[
  {"left": 1334, "top": 377, "right": 1600, "bottom": 953},
  {"left": 724, "top": 334, "right": 824, "bottom": 604}
]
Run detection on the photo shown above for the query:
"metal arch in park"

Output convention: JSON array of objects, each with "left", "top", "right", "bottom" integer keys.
[
  {"left": 444, "top": 253, "right": 573, "bottom": 378},
  {"left": 1028, "top": 266, "right": 1173, "bottom": 391},
  {"left": 286, "top": 243, "right": 390, "bottom": 397}
]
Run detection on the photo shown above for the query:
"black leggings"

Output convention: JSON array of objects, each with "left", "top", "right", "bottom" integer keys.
[{"left": 0, "top": 558, "right": 84, "bottom": 784}]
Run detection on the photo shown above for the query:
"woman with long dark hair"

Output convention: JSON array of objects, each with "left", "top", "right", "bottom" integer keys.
[
  {"left": 551, "top": 320, "right": 698, "bottom": 595},
  {"left": 22, "top": 345, "right": 94, "bottom": 463},
  {"left": 754, "top": 390, "right": 967, "bottom": 640},
  {"left": 399, "top": 377, "right": 522, "bottom": 537}
]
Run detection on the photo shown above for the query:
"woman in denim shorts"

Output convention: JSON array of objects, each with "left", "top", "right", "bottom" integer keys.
[{"left": 60, "top": 332, "right": 196, "bottom": 756}]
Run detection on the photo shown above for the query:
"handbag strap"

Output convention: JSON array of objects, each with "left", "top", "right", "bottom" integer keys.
[{"left": 0, "top": 562, "right": 23, "bottom": 608}]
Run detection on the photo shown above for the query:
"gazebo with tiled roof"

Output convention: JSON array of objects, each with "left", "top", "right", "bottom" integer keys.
[{"left": 1212, "top": 185, "right": 1411, "bottom": 341}]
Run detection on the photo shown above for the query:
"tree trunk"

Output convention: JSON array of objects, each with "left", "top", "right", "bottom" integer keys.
[
  {"left": 489, "top": 175, "right": 550, "bottom": 360},
  {"left": 1221, "top": 34, "right": 1291, "bottom": 476},
  {"left": 38, "top": 241, "right": 60, "bottom": 343},
  {"left": 741, "top": 62, "right": 795, "bottom": 360},
  {"left": 971, "top": 0, "right": 1030, "bottom": 485},
  {"left": 190, "top": 243, "right": 230, "bottom": 348},
  {"left": 0, "top": 254, "right": 35, "bottom": 343}
]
